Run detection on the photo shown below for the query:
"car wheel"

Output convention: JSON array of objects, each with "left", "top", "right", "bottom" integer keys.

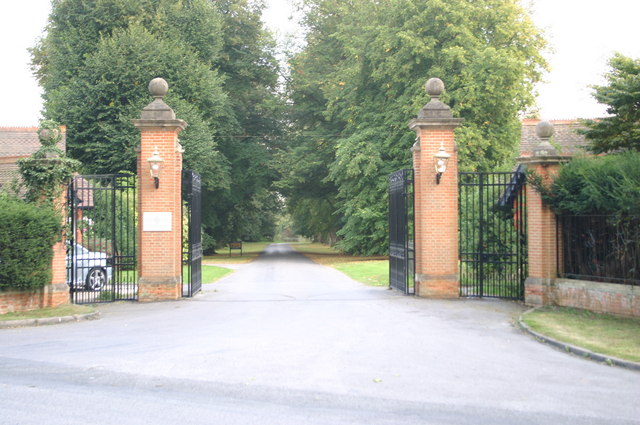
[{"left": 86, "top": 267, "right": 107, "bottom": 291}]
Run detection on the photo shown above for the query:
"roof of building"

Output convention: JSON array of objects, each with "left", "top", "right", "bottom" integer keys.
[
  {"left": 0, "top": 126, "right": 67, "bottom": 191},
  {"left": 0, "top": 126, "right": 67, "bottom": 157},
  {"left": 520, "top": 119, "right": 590, "bottom": 157}
]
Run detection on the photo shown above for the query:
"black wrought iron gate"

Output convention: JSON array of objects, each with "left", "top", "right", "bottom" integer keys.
[
  {"left": 458, "top": 169, "right": 527, "bottom": 300},
  {"left": 388, "top": 169, "right": 415, "bottom": 294},
  {"left": 182, "top": 170, "right": 202, "bottom": 297},
  {"left": 67, "top": 174, "right": 137, "bottom": 304}
]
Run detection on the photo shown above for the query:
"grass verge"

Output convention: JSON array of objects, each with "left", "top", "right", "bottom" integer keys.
[
  {"left": 0, "top": 304, "right": 95, "bottom": 322},
  {"left": 203, "top": 241, "right": 272, "bottom": 265},
  {"left": 333, "top": 261, "right": 389, "bottom": 287},
  {"left": 291, "top": 242, "right": 389, "bottom": 286},
  {"left": 522, "top": 306, "right": 640, "bottom": 363},
  {"left": 202, "top": 265, "right": 233, "bottom": 283}
]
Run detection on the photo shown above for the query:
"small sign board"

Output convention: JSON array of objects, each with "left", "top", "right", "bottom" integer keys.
[
  {"left": 229, "top": 241, "right": 243, "bottom": 256},
  {"left": 143, "top": 212, "right": 172, "bottom": 232}
]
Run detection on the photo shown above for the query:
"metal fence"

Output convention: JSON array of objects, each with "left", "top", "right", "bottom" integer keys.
[{"left": 558, "top": 215, "right": 640, "bottom": 286}]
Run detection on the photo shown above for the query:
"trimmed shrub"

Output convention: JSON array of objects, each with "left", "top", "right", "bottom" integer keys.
[
  {"left": 0, "top": 195, "right": 61, "bottom": 290},
  {"left": 530, "top": 152, "right": 640, "bottom": 215}
]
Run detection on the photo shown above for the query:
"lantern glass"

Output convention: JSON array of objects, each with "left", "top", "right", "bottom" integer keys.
[
  {"left": 147, "top": 147, "right": 164, "bottom": 188},
  {"left": 434, "top": 146, "right": 450, "bottom": 184}
]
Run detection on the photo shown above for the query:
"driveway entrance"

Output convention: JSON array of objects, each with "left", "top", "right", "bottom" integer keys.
[{"left": 0, "top": 244, "right": 638, "bottom": 425}]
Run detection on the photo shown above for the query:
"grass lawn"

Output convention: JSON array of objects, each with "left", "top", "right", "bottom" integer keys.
[
  {"left": 291, "top": 242, "right": 389, "bottom": 287},
  {"left": 334, "top": 261, "right": 389, "bottom": 287},
  {"left": 522, "top": 306, "right": 640, "bottom": 363},
  {"left": 0, "top": 304, "right": 95, "bottom": 322},
  {"left": 203, "top": 241, "right": 272, "bottom": 265},
  {"left": 201, "top": 265, "right": 233, "bottom": 283},
  {"left": 115, "top": 266, "right": 232, "bottom": 284}
]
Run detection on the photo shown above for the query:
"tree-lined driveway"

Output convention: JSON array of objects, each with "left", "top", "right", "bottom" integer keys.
[{"left": 1, "top": 244, "right": 638, "bottom": 424}]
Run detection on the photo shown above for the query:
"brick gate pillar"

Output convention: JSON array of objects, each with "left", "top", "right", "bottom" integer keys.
[
  {"left": 47, "top": 192, "right": 71, "bottom": 308},
  {"left": 408, "top": 78, "right": 463, "bottom": 298},
  {"left": 518, "top": 121, "right": 569, "bottom": 306},
  {"left": 133, "top": 78, "right": 187, "bottom": 302}
]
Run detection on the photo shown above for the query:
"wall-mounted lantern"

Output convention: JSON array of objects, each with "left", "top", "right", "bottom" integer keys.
[
  {"left": 147, "top": 147, "right": 163, "bottom": 189},
  {"left": 434, "top": 143, "right": 450, "bottom": 184}
]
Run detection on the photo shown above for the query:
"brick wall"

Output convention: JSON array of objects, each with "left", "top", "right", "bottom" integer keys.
[
  {"left": 0, "top": 284, "right": 69, "bottom": 315},
  {"left": 551, "top": 279, "right": 640, "bottom": 317},
  {"left": 522, "top": 156, "right": 639, "bottom": 317}
]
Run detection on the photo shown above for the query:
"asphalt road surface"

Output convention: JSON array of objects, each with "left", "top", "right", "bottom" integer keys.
[{"left": 1, "top": 244, "right": 638, "bottom": 425}]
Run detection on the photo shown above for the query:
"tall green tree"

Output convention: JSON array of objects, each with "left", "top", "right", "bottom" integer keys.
[
  {"left": 207, "top": 0, "right": 284, "bottom": 244},
  {"left": 581, "top": 53, "right": 640, "bottom": 153},
  {"left": 283, "top": 0, "right": 547, "bottom": 254},
  {"left": 32, "top": 0, "right": 283, "bottom": 247},
  {"left": 276, "top": 0, "right": 348, "bottom": 243}
]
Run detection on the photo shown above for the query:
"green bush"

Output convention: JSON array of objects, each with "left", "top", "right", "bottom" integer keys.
[
  {"left": 16, "top": 120, "right": 80, "bottom": 203},
  {"left": 0, "top": 195, "right": 61, "bottom": 290},
  {"left": 531, "top": 152, "right": 640, "bottom": 215}
]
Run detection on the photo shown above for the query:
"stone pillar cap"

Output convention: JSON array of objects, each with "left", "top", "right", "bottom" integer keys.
[
  {"left": 139, "top": 78, "right": 176, "bottom": 121},
  {"left": 417, "top": 77, "right": 453, "bottom": 119}
]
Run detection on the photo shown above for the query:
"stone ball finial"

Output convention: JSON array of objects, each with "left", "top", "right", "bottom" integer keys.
[
  {"left": 536, "top": 120, "right": 554, "bottom": 139},
  {"left": 533, "top": 120, "right": 557, "bottom": 156},
  {"left": 149, "top": 78, "right": 169, "bottom": 98},
  {"left": 425, "top": 78, "right": 445, "bottom": 98},
  {"left": 137, "top": 78, "right": 176, "bottom": 120},
  {"left": 37, "top": 120, "right": 62, "bottom": 147}
]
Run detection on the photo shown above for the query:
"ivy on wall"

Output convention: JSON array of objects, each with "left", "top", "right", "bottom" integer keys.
[
  {"left": 17, "top": 120, "right": 81, "bottom": 204},
  {"left": 0, "top": 120, "right": 80, "bottom": 291}
]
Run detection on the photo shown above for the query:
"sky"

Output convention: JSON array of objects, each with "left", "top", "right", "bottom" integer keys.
[{"left": 1, "top": 0, "right": 639, "bottom": 127}]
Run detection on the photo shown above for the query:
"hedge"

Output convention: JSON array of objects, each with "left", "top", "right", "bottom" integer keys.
[
  {"left": 531, "top": 152, "right": 640, "bottom": 215},
  {"left": 0, "top": 195, "right": 61, "bottom": 290}
]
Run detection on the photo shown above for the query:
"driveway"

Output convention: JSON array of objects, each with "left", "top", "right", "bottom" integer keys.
[{"left": 0, "top": 243, "right": 638, "bottom": 424}]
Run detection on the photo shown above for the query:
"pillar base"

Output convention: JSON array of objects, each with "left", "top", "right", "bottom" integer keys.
[
  {"left": 416, "top": 274, "right": 459, "bottom": 299},
  {"left": 524, "top": 277, "right": 555, "bottom": 307},
  {"left": 138, "top": 276, "right": 181, "bottom": 302}
]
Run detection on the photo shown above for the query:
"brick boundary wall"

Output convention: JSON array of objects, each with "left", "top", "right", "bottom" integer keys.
[
  {"left": 549, "top": 279, "right": 640, "bottom": 317},
  {"left": 0, "top": 240, "right": 70, "bottom": 315},
  {"left": 519, "top": 122, "right": 638, "bottom": 317},
  {"left": 0, "top": 284, "right": 69, "bottom": 315}
]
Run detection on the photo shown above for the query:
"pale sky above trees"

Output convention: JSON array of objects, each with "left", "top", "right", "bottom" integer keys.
[{"left": 1, "top": 0, "right": 639, "bottom": 126}]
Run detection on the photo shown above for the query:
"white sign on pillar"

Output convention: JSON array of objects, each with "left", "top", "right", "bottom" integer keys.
[{"left": 142, "top": 212, "right": 172, "bottom": 232}]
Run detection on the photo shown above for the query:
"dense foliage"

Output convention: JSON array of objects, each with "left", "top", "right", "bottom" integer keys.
[
  {"left": 280, "top": 0, "right": 547, "bottom": 254},
  {"left": 581, "top": 54, "right": 640, "bottom": 153},
  {"left": 530, "top": 152, "right": 640, "bottom": 216},
  {"left": 32, "top": 0, "right": 283, "bottom": 246},
  {"left": 31, "top": 0, "right": 550, "bottom": 254},
  {"left": 17, "top": 120, "right": 81, "bottom": 203},
  {"left": 0, "top": 195, "right": 62, "bottom": 290}
]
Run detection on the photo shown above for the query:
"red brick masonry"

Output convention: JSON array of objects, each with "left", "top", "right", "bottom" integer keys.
[{"left": 551, "top": 279, "right": 639, "bottom": 317}]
